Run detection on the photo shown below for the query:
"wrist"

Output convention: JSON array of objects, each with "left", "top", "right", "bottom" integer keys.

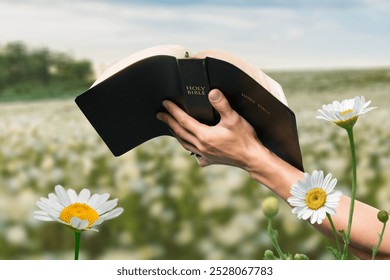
[
  {"left": 245, "top": 144, "right": 275, "bottom": 181},
  {"left": 245, "top": 145, "right": 304, "bottom": 201},
  {"left": 246, "top": 147, "right": 284, "bottom": 194}
]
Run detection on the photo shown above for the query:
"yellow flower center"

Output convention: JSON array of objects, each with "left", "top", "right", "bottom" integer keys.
[
  {"left": 341, "top": 109, "right": 353, "bottom": 116},
  {"left": 305, "top": 188, "right": 327, "bottom": 210},
  {"left": 60, "top": 203, "right": 99, "bottom": 227}
]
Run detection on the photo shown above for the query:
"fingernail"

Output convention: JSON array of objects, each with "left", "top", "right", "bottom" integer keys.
[
  {"left": 209, "top": 90, "right": 221, "bottom": 101},
  {"left": 162, "top": 100, "right": 168, "bottom": 108},
  {"left": 156, "top": 113, "right": 163, "bottom": 121}
]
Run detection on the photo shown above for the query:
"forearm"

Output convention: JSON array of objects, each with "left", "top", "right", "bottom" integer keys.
[
  {"left": 247, "top": 147, "right": 390, "bottom": 259},
  {"left": 319, "top": 196, "right": 390, "bottom": 259}
]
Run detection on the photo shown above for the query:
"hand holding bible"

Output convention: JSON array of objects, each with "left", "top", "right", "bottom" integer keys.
[{"left": 157, "top": 89, "right": 269, "bottom": 170}]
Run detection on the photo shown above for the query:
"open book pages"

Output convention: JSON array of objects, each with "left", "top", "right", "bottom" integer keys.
[{"left": 92, "top": 45, "right": 288, "bottom": 106}]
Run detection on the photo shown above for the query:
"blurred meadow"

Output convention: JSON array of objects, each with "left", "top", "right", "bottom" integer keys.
[{"left": 0, "top": 42, "right": 389, "bottom": 260}]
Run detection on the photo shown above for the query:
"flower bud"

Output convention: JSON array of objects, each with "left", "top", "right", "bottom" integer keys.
[
  {"left": 377, "top": 210, "right": 389, "bottom": 224},
  {"left": 262, "top": 196, "right": 279, "bottom": 219},
  {"left": 294, "top": 253, "right": 310, "bottom": 260},
  {"left": 263, "top": 250, "right": 277, "bottom": 260}
]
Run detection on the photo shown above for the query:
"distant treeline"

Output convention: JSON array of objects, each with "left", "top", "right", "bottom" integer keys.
[{"left": 0, "top": 41, "right": 94, "bottom": 101}]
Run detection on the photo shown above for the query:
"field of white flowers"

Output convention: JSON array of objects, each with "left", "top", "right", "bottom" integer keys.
[{"left": 0, "top": 68, "right": 389, "bottom": 259}]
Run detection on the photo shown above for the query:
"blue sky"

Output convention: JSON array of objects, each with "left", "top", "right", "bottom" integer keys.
[{"left": 1, "top": 0, "right": 389, "bottom": 72}]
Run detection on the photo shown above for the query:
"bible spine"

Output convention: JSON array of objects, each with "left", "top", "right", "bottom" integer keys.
[{"left": 176, "top": 59, "right": 215, "bottom": 125}]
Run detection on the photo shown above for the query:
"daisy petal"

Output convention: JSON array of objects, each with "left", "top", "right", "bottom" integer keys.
[
  {"left": 48, "top": 193, "right": 60, "bottom": 203},
  {"left": 302, "top": 209, "right": 313, "bottom": 220},
  {"left": 87, "top": 194, "right": 101, "bottom": 208},
  {"left": 327, "top": 191, "right": 342, "bottom": 202},
  {"left": 34, "top": 210, "right": 50, "bottom": 216},
  {"left": 54, "top": 185, "right": 71, "bottom": 207},
  {"left": 95, "top": 198, "right": 118, "bottom": 215},
  {"left": 292, "top": 206, "right": 306, "bottom": 214},
  {"left": 67, "top": 189, "right": 78, "bottom": 203},
  {"left": 316, "top": 171, "right": 324, "bottom": 188},
  {"left": 287, "top": 197, "right": 306, "bottom": 207},
  {"left": 78, "top": 189, "right": 91, "bottom": 203},
  {"left": 290, "top": 187, "right": 307, "bottom": 199},
  {"left": 324, "top": 178, "right": 337, "bottom": 193},
  {"left": 322, "top": 173, "right": 332, "bottom": 189},
  {"left": 317, "top": 208, "right": 327, "bottom": 222},
  {"left": 310, "top": 211, "right": 318, "bottom": 224},
  {"left": 34, "top": 214, "right": 54, "bottom": 221},
  {"left": 101, "top": 207, "right": 123, "bottom": 221},
  {"left": 85, "top": 227, "right": 99, "bottom": 232},
  {"left": 70, "top": 217, "right": 89, "bottom": 230},
  {"left": 310, "top": 170, "right": 319, "bottom": 188},
  {"left": 47, "top": 213, "right": 67, "bottom": 225},
  {"left": 323, "top": 206, "right": 336, "bottom": 215},
  {"left": 36, "top": 200, "right": 60, "bottom": 216},
  {"left": 44, "top": 197, "right": 63, "bottom": 213},
  {"left": 92, "top": 193, "right": 110, "bottom": 210}
]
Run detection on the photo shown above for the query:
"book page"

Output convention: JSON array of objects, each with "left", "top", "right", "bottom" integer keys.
[
  {"left": 92, "top": 45, "right": 191, "bottom": 87},
  {"left": 194, "top": 49, "right": 288, "bottom": 106},
  {"left": 92, "top": 45, "right": 288, "bottom": 107}
]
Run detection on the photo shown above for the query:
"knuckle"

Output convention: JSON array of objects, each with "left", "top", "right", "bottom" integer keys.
[
  {"left": 198, "top": 133, "right": 211, "bottom": 145},
  {"left": 223, "top": 112, "right": 240, "bottom": 127},
  {"left": 177, "top": 115, "right": 188, "bottom": 126},
  {"left": 230, "top": 112, "right": 240, "bottom": 123},
  {"left": 197, "top": 144, "right": 206, "bottom": 154}
]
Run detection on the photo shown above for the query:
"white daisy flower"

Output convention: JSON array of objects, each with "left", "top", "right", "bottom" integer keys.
[
  {"left": 316, "top": 96, "right": 376, "bottom": 128},
  {"left": 287, "top": 170, "right": 342, "bottom": 224},
  {"left": 34, "top": 185, "right": 124, "bottom": 231}
]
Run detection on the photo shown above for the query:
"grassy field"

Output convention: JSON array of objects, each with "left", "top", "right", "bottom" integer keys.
[
  {"left": 0, "top": 80, "right": 90, "bottom": 102},
  {"left": 0, "top": 68, "right": 389, "bottom": 260}
]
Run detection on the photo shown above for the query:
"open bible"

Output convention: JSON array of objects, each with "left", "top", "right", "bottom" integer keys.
[{"left": 75, "top": 45, "right": 304, "bottom": 171}]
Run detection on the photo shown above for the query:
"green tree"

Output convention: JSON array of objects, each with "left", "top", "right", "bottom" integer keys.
[
  {"left": 30, "top": 48, "right": 51, "bottom": 86},
  {"left": 1, "top": 41, "right": 29, "bottom": 85},
  {"left": 0, "top": 41, "right": 94, "bottom": 99}
]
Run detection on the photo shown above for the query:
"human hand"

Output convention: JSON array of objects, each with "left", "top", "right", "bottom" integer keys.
[{"left": 156, "top": 89, "right": 268, "bottom": 170}]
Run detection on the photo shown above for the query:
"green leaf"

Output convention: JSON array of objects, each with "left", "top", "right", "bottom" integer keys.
[
  {"left": 327, "top": 246, "right": 342, "bottom": 260},
  {"left": 339, "top": 229, "right": 347, "bottom": 240}
]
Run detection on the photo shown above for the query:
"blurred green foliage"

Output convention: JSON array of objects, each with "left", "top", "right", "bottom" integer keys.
[
  {"left": 0, "top": 41, "right": 93, "bottom": 101},
  {"left": 0, "top": 43, "right": 389, "bottom": 259}
]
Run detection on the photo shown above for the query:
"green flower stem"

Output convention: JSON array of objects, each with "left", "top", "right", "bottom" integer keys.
[
  {"left": 342, "top": 127, "right": 357, "bottom": 259},
  {"left": 74, "top": 231, "right": 81, "bottom": 260},
  {"left": 327, "top": 213, "right": 341, "bottom": 254},
  {"left": 267, "top": 217, "right": 287, "bottom": 260},
  {"left": 372, "top": 221, "right": 387, "bottom": 260}
]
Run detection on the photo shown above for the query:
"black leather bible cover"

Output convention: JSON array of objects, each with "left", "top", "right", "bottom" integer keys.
[{"left": 75, "top": 55, "right": 304, "bottom": 171}]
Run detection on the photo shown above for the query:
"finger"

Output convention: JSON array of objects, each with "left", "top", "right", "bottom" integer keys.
[
  {"left": 208, "top": 89, "right": 236, "bottom": 120},
  {"left": 157, "top": 112, "right": 200, "bottom": 146},
  {"left": 162, "top": 100, "right": 205, "bottom": 134},
  {"left": 173, "top": 135, "right": 211, "bottom": 167},
  {"left": 172, "top": 135, "right": 210, "bottom": 167},
  {"left": 169, "top": 128, "right": 211, "bottom": 167},
  {"left": 196, "top": 156, "right": 211, "bottom": 167},
  {"left": 175, "top": 136, "right": 202, "bottom": 155}
]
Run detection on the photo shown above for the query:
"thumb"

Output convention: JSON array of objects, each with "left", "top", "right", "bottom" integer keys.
[{"left": 208, "top": 89, "right": 235, "bottom": 120}]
